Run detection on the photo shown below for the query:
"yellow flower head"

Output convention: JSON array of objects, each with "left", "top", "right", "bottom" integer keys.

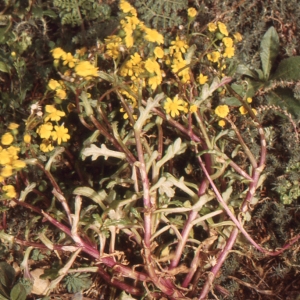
[
  {"left": 190, "top": 104, "right": 197, "bottom": 113},
  {"left": 144, "top": 28, "right": 164, "bottom": 44},
  {"left": 62, "top": 52, "right": 78, "bottom": 68},
  {"left": 188, "top": 7, "right": 197, "bottom": 18},
  {"left": 217, "top": 22, "right": 228, "bottom": 36},
  {"left": 239, "top": 106, "right": 248, "bottom": 115},
  {"left": 164, "top": 95, "right": 187, "bottom": 118},
  {"left": 215, "top": 105, "right": 229, "bottom": 118},
  {"left": 1, "top": 165, "right": 13, "bottom": 178},
  {"left": 48, "top": 79, "right": 61, "bottom": 90},
  {"left": 145, "top": 58, "right": 160, "bottom": 74},
  {"left": 51, "top": 47, "right": 66, "bottom": 60},
  {"left": 247, "top": 97, "right": 252, "bottom": 103},
  {"left": 37, "top": 122, "right": 53, "bottom": 139},
  {"left": 8, "top": 123, "right": 19, "bottom": 130},
  {"left": 1, "top": 133, "right": 14, "bottom": 145},
  {"left": 12, "top": 159, "right": 26, "bottom": 169},
  {"left": 75, "top": 61, "right": 99, "bottom": 77},
  {"left": 148, "top": 74, "right": 162, "bottom": 90},
  {"left": 23, "top": 134, "right": 31, "bottom": 143},
  {"left": 207, "top": 51, "right": 221, "bottom": 63},
  {"left": 218, "top": 120, "right": 226, "bottom": 127},
  {"left": 51, "top": 125, "right": 70, "bottom": 145},
  {"left": 223, "top": 47, "right": 235, "bottom": 58},
  {"left": 198, "top": 73, "right": 208, "bottom": 85},
  {"left": 208, "top": 23, "right": 217, "bottom": 32},
  {"left": 2, "top": 185, "right": 16, "bottom": 198},
  {"left": 40, "top": 140, "right": 54, "bottom": 153},
  {"left": 170, "top": 36, "right": 189, "bottom": 55},
  {"left": 119, "top": 0, "right": 134, "bottom": 13},
  {"left": 154, "top": 47, "right": 164, "bottom": 59},
  {"left": 45, "top": 105, "right": 66, "bottom": 122},
  {"left": 222, "top": 37, "right": 233, "bottom": 48}
]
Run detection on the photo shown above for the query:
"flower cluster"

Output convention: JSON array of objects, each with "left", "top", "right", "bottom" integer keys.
[
  {"left": 36, "top": 105, "right": 70, "bottom": 152},
  {"left": 0, "top": 123, "right": 26, "bottom": 181}
]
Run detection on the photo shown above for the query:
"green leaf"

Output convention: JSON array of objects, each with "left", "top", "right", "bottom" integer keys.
[
  {"left": 236, "top": 64, "right": 259, "bottom": 80},
  {"left": 10, "top": 280, "right": 31, "bottom": 300},
  {"left": 266, "top": 87, "right": 300, "bottom": 117},
  {"left": 0, "top": 62, "right": 10, "bottom": 74},
  {"left": 260, "top": 26, "right": 279, "bottom": 80},
  {"left": 0, "top": 262, "right": 15, "bottom": 299},
  {"left": 271, "top": 56, "right": 300, "bottom": 81}
]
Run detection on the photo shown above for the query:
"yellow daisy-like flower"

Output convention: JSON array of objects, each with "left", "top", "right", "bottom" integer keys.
[
  {"left": 51, "top": 47, "right": 66, "bottom": 60},
  {"left": 51, "top": 125, "right": 70, "bottom": 145},
  {"left": 217, "top": 22, "right": 228, "bottom": 36},
  {"left": 239, "top": 106, "right": 248, "bottom": 115},
  {"left": 130, "top": 52, "right": 142, "bottom": 65},
  {"left": 1, "top": 165, "right": 13, "bottom": 178},
  {"left": 187, "top": 7, "right": 197, "bottom": 18},
  {"left": 40, "top": 140, "right": 54, "bottom": 153},
  {"left": 145, "top": 58, "right": 160, "bottom": 74},
  {"left": 154, "top": 47, "right": 164, "bottom": 59},
  {"left": 8, "top": 123, "right": 19, "bottom": 130},
  {"left": 23, "top": 134, "right": 31, "bottom": 143},
  {"left": 2, "top": 185, "right": 16, "bottom": 198},
  {"left": 12, "top": 159, "right": 26, "bottom": 169},
  {"left": 144, "top": 28, "right": 164, "bottom": 44},
  {"left": 148, "top": 74, "right": 162, "bottom": 90},
  {"left": 1, "top": 133, "right": 14, "bottom": 145},
  {"left": 207, "top": 22, "right": 217, "bottom": 32},
  {"left": 215, "top": 105, "right": 229, "bottom": 118},
  {"left": 48, "top": 79, "right": 61, "bottom": 90},
  {"left": 218, "top": 120, "right": 226, "bottom": 127},
  {"left": 75, "top": 61, "right": 99, "bottom": 77},
  {"left": 119, "top": 0, "right": 134, "bottom": 13},
  {"left": 62, "top": 52, "right": 77, "bottom": 68},
  {"left": 37, "top": 122, "right": 53, "bottom": 139},
  {"left": 56, "top": 89, "right": 67, "bottom": 100},
  {"left": 207, "top": 51, "right": 221, "bottom": 63},
  {"left": 164, "top": 95, "right": 187, "bottom": 118},
  {"left": 44, "top": 105, "right": 66, "bottom": 122},
  {"left": 0, "top": 149, "right": 11, "bottom": 165},
  {"left": 170, "top": 36, "right": 189, "bottom": 55},
  {"left": 7, "top": 146, "right": 20, "bottom": 158},
  {"left": 223, "top": 47, "right": 235, "bottom": 58},
  {"left": 198, "top": 73, "right": 208, "bottom": 85},
  {"left": 222, "top": 37, "right": 233, "bottom": 48},
  {"left": 247, "top": 97, "right": 252, "bottom": 103},
  {"left": 233, "top": 32, "right": 243, "bottom": 42},
  {"left": 190, "top": 104, "right": 197, "bottom": 113}
]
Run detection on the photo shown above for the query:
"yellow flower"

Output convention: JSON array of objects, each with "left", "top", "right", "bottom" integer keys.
[
  {"left": 148, "top": 74, "right": 162, "bottom": 90},
  {"left": 0, "top": 149, "right": 11, "bottom": 165},
  {"left": 1, "top": 165, "right": 13, "bottom": 178},
  {"left": 247, "top": 97, "right": 252, "bottom": 103},
  {"left": 215, "top": 105, "right": 229, "bottom": 118},
  {"left": 76, "top": 47, "right": 87, "bottom": 56},
  {"left": 12, "top": 159, "right": 26, "bottom": 169},
  {"left": 62, "top": 52, "right": 77, "bottom": 68},
  {"left": 208, "top": 23, "right": 217, "bottom": 32},
  {"left": 144, "top": 28, "right": 164, "bottom": 44},
  {"left": 218, "top": 120, "right": 226, "bottom": 127},
  {"left": 239, "top": 106, "right": 247, "bottom": 115},
  {"left": 252, "top": 108, "right": 257, "bottom": 115},
  {"left": 190, "top": 104, "right": 197, "bottom": 113},
  {"left": 164, "top": 95, "right": 187, "bottom": 118},
  {"left": 51, "top": 125, "right": 70, "bottom": 145},
  {"left": 207, "top": 51, "right": 221, "bottom": 63},
  {"left": 130, "top": 52, "right": 142, "bottom": 65},
  {"left": 56, "top": 89, "right": 67, "bottom": 100},
  {"left": 8, "top": 123, "right": 19, "bottom": 130},
  {"left": 124, "top": 33, "right": 134, "bottom": 48},
  {"left": 37, "top": 122, "right": 53, "bottom": 139},
  {"left": 44, "top": 105, "right": 66, "bottom": 122},
  {"left": 75, "top": 61, "right": 99, "bottom": 77},
  {"left": 7, "top": 146, "right": 20, "bottom": 158},
  {"left": 11, "top": 52, "right": 16, "bottom": 57},
  {"left": 223, "top": 47, "right": 235, "bottom": 58},
  {"left": 40, "top": 140, "right": 54, "bottom": 153},
  {"left": 105, "top": 35, "right": 122, "bottom": 59},
  {"left": 24, "top": 134, "right": 31, "bottom": 143},
  {"left": 217, "top": 22, "right": 228, "bottom": 36},
  {"left": 170, "top": 36, "right": 189, "bottom": 55},
  {"left": 222, "top": 37, "right": 233, "bottom": 48},
  {"left": 48, "top": 79, "right": 61, "bottom": 90},
  {"left": 1, "top": 133, "right": 14, "bottom": 145},
  {"left": 51, "top": 47, "right": 66, "bottom": 59},
  {"left": 145, "top": 58, "right": 160, "bottom": 74},
  {"left": 198, "top": 73, "right": 208, "bottom": 85},
  {"left": 119, "top": 0, "right": 134, "bottom": 13},
  {"left": 2, "top": 185, "right": 16, "bottom": 198},
  {"left": 188, "top": 7, "right": 197, "bottom": 18},
  {"left": 154, "top": 47, "right": 164, "bottom": 59},
  {"left": 233, "top": 32, "right": 243, "bottom": 42}
]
